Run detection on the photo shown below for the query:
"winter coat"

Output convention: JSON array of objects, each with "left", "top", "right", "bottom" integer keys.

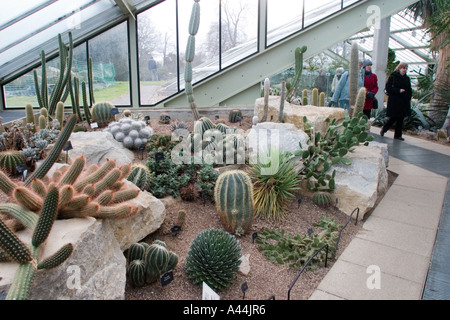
[
  {"left": 331, "top": 70, "right": 364, "bottom": 103},
  {"left": 385, "top": 71, "right": 412, "bottom": 118},
  {"left": 363, "top": 71, "right": 378, "bottom": 110}
]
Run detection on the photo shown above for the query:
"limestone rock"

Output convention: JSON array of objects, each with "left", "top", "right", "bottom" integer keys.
[
  {"left": 329, "top": 144, "right": 388, "bottom": 219},
  {"left": 0, "top": 218, "right": 126, "bottom": 300},
  {"left": 238, "top": 254, "right": 251, "bottom": 276},
  {"left": 254, "top": 96, "right": 345, "bottom": 135},
  {"left": 104, "top": 180, "right": 166, "bottom": 251},
  {"left": 67, "top": 131, "right": 134, "bottom": 166}
]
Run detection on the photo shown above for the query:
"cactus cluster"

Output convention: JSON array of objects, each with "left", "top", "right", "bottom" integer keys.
[
  {"left": 185, "top": 229, "right": 242, "bottom": 291},
  {"left": 255, "top": 216, "right": 341, "bottom": 269},
  {"left": 0, "top": 155, "right": 140, "bottom": 220},
  {"left": 105, "top": 118, "right": 153, "bottom": 150},
  {"left": 0, "top": 186, "right": 73, "bottom": 300},
  {"left": 295, "top": 112, "right": 374, "bottom": 194},
  {"left": 214, "top": 170, "right": 254, "bottom": 236},
  {"left": 127, "top": 240, "right": 178, "bottom": 287}
]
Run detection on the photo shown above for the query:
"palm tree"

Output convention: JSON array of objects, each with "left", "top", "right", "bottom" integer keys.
[{"left": 408, "top": 0, "right": 449, "bottom": 134}]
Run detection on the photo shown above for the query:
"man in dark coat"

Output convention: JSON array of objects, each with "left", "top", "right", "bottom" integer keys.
[{"left": 380, "top": 62, "right": 412, "bottom": 141}]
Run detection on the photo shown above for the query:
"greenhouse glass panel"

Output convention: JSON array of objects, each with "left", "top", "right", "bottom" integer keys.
[
  {"left": 4, "top": 70, "right": 38, "bottom": 109},
  {"left": 138, "top": 0, "right": 178, "bottom": 105},
  {"left": 343, "top": 0, "right": 360, "bottom": 8},
  {"left": 88, "top": 22, "right": 131, "bottom": 106},
  {"left": 221, "top": 0, "right": 258, "bottom": 69},
  {"left": 0, "top": 0, "right": 51, "bottom": 27},
  {"left": 304, "top": 0, "right": 341, "bottom": 28},
  {"left": 266, "top": 0, "right": 303, "bottom": 46}
]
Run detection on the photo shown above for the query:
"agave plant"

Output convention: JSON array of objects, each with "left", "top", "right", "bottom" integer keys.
[
  {"left": 249, "top": 148, "right": 301, "bottom": 221},
  {"left": 185, "top": 229, "right": 242, "bottom": 291}
]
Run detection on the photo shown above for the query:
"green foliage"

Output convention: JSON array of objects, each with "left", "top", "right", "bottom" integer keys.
[
  {"left": 249, "top": 149, "right": 301, "bottom": 221},
  {"left": 185, "top": 229, "right": 242, "bottom": 291},
  {"left": 255, "top": 216, "right": 341, "bottom": 269}
]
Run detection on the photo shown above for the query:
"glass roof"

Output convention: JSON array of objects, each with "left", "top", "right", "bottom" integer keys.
[
  {"left": 0, "top": 0, "right": 159, "bottom": 83},
  {"left": 347, "top": 8, "right": 436, "bottom": 80}
]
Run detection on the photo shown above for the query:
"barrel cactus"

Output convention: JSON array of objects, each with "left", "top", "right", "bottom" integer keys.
[
  {"left": 126, "top": 164, "right": 152, "bottom": 190},
  {"left": 105, "top": 118, "right": 153, "bottom": 150},
  {"left": 214, "top": 170, "right": 254, "bottom": 236},
  {"left": 313, "top": 191, "right": 332, "bottom": 207},
  {"left": 185, "top": 229, "right": 242, "bottom": 291},
  {"left": 228, "top": 109, "right": 242, "bottom": 123},
  {"left": 159, "top": 113, "right": 171, "bottom": 124},
  {"left": 126, "top": 240, "right": 178, "bottom": 287},
  {"left": 91, "top": 102, "right": 115, "bottom": 127},
  {"left": 0, "top": 150, "right": 26, "bottom": 176}
]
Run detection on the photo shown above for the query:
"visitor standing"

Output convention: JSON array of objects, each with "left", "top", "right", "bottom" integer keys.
[
  {"left": 331, "top": 67, "right": 344, "bottom": 96},
  {"left": 328, "top": 61, "right": 364, "bottom": 111},
  {"left": 361, "top": 59, "right": 378, "bottom": 119},
  {"left": 380, "top": 62, "right": 412, "bottom": 141},
  {"left": 148, "top": 55, "right": 158, "bottom": 81}
]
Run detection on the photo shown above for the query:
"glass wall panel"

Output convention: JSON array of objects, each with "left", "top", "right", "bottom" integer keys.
[
  {"left": 4, "top": 70, "right": 38, "bottom": 109},
  {"left": 343, "top": 0, "right": 360, "bottom": 8},
  {"left": 304, "top": 0, "right": 341, "bottom": 28},
  {"left": 267, "top": 0, "right": 303, "bottom": 46},
  {"left": 178, "top": 0, "right": 220, "bottom": 90},
  {"left": 137, "top": 0, "right": 178, "bottom": 105},
  {"left": 88, "top": 22, "right": 130, "bottom": 106},
  {"left": 221, "top": 0, "right": 259, "bottom": 69}
]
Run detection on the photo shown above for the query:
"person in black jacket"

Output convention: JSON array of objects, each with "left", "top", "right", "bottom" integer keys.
[{"left": 380, "top": 62, "right": 412, "bottom": 141}]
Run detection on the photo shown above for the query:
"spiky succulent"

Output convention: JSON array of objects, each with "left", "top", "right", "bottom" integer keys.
[{"left": 185, "top": 229, "right": 242, "bottom": 291}]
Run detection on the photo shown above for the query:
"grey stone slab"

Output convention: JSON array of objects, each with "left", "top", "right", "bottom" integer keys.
[
  {"left": 316, "top": 260, "right": 424, "bottom": 300},
  {"left": 357, "top": 216, "right": 437, "bottom": 258},
  {"left": 338, "top": 238, "right": 431, "bottom": 284}
]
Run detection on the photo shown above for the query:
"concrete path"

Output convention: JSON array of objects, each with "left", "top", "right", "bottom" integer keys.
[{"left": 309, "top": 127, "right": 450, "bottom": 300}]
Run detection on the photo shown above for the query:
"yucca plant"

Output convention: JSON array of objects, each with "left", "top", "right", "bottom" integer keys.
[
  {"left": 249, "top": 149, "right": 301, "bottom": 221},
  {"left": 185, "top": 229, "right": 241, "bottom": 292}
]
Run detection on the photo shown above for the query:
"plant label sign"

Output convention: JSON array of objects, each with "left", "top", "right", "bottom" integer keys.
[
  {"left": 160, "top": 270, "right": 174, "bottom": 287},
  {"left": 202, "top": 282, "right": 220, "bottom": 300},
  {"left": 90, "top": 122, "right": 98, "bottom": 129},
  {"left": 110, "top": 108, "right": 119, "bottom": 115}
]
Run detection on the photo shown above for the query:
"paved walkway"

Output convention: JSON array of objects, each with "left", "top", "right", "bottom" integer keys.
[{"left": 309, "top": 127, "right": 450, "bottom": 300}]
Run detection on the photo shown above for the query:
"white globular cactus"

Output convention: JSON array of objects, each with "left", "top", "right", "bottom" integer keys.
[{"left": 104, "top": 118, "right": 153, "bottom": 150}]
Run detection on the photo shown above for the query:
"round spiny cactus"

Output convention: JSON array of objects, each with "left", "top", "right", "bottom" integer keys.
[
  {"left": 185, "top": 229, "right": 242, "bottom": 291},
  {"left": 91, "top": 102, "right": 115, "bottom": 127},
  {"left": 126, "top": 164, "right": 152, "bottom": 190},
  {"left": 128, "top": 259, "right": 146, "bottom": 287},
  {"left": 0, "top": 150, "right": 26, "bottom": 176},
  {"left": 313, "top": 191, "right": 332, "bottom": 207}
]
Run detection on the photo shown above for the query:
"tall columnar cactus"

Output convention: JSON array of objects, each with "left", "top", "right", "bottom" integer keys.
[
  {"left": 0, "top": 186, "right": 74, "bottom": 300},
  {"left": 25, "top": 104, "right": 36, "bottom": 132},
  {"left": 302, "top": 89, "right": 309, "bottom": 105},
  {"left": 126, "top": 164, "right": 152, "bottom": 191},
  {"left": 287, "top": 46, "right": 307, "bottom": 102},
  {"left": 88, "top": 57, "right": 95, "bottom": 105},
  {"left": 33, "top": 32, "right": 74, "bottom": 116},
  {"left": 278, "top": 81, "right": 286, "bottom": 122},
  {"left": 126, "top": 240, "right": 178, "bottom": 287},
  {"left": 185, "top": 229, "right": 242, "bottom": 291},
  {"left": 24, "top": 114, "right": 77, "bottom": 186},
  {"left": 352, "top": 87, "right": 367, "bottom": 118},
  {"left": 0, "top": 150, "right": 26, "bottom": 176},
  {"left": 185, "top": 0, "right": 201, "bottom": 121},
  {"left": 319, "top": 92, "right": 325, "bottom": 107},
  {"left": 349, "top": 41, "right": 360, "bottom": 107},
  {"left": 261, "top": 78, "right": 270, "bottom": 122},
  {"left": 312, "top": 88, "right": 319, "bottom": 106},
  {"left": 214, "top": 170, "right": 254, "bottom": 236},
  {"left": 91, "top": 102, "right": 115, "bottom": 127}
]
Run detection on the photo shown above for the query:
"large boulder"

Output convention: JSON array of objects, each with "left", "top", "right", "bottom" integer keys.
[
  {"left": 0, "top": 218, "right": 126, "bottom": 300},
  {"left": 67, "top": 131, "right": 134, "bottom": 166},
  {"left": 254, "top": 96, "right": 345, "bottom": 135},
  {"left": 245, "top": 122, "right": 309, "bottom": 155},
  {"left": 104, "top": 180, "right": 167, "bottom": 251},
  {"left": 328, "top": 143, "right": 389, "bottom": 219}
]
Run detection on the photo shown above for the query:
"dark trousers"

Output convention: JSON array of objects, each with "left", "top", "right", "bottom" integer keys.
[
  {"left": 363, "top": 109, "right": 372, "bottom": 118},
  {"left": 382, "top": 116, "right": 404, "bottom": 138}
]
